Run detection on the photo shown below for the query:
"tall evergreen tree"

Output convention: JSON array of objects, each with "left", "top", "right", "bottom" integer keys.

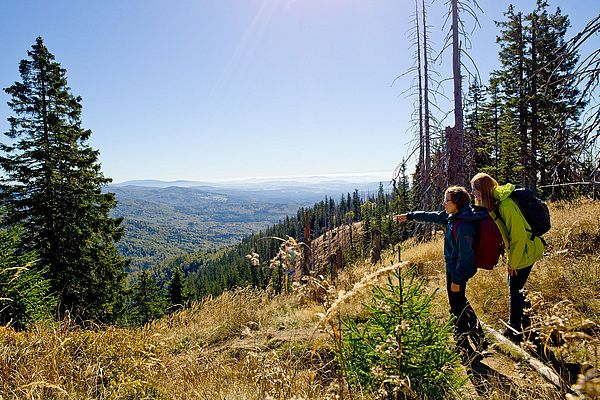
[
  {"left": 352, "top": 189, "right": 361, "bottom": 220},
  {"left": 464, "top": 78, "right": 486, "bottom": 179},
  {"left": 0, "top": 37, "right": 128, "bottom": 323},
  {"left": 526, "top": 1, "right": 584, "bottom": 197},
  {"left": 497, "top": 109, "right": 523, "bottom": 183},
  {"left": 493, "top": 5, "right": 529, "bottom": 185},
  {"left": 130, "top": 271, "right": 165, "bottom": 325},
  {"left": 168, "top": 267, "right": 185, "bottom": 307},
  {"left": 476, "top": 78, "right": 502, "bottom": 176},
  {"left": 490, "top": 2, "right": 585, "bottom": 194}
]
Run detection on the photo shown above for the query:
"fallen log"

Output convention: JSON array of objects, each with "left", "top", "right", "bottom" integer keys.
[{"left": 480, "top": 322, "right": 584, "bottom": 397}]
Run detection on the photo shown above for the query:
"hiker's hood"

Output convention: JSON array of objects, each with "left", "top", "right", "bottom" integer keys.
[
  {"left": 493, "top": 183, "right": 515, "bottom": 202},
  {"left": 449, "top": 204, "right": 489, "bottom": 221}
]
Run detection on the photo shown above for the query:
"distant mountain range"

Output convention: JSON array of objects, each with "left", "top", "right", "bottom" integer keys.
[
  {"left": 108, "top": 176, "right": 390, "bottom": 272},
  {"left": 112, "top": 175, "right": 390, "bottom": 201}
]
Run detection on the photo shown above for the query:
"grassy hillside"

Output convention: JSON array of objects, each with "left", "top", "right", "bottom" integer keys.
[{"left": 1, "top": 200, "right": 598, "bottom": 399}]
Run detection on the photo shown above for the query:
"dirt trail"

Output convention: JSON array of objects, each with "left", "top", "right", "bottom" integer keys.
[{"left": 463, "top": 349, "right": 562, "bottom": 399}]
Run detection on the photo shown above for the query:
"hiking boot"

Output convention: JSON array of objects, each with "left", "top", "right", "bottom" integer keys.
[{"left": 499, "top": 326, "right": 522, "bottom": 343}]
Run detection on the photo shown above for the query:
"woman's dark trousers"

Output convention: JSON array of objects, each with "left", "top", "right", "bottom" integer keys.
[
  {"left": 508, "top": 264, "right": 533, "bottom": 332},
  {"left": 446, "top": 272, "right": 484, "bottom": 352}
]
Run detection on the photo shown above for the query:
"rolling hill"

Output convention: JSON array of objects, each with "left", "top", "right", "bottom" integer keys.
[{"left": 108, "top": 177, "right": 387, "bottom": 271}]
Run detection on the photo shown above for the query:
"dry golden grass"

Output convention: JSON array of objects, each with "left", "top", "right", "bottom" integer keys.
[
  {"left": 0, "top": 320, "right": 165, "bottom": 399},
  {"left": 1, "top": 201, "right": 598, "bottom": 399},
  {"left": 0, "top": 288, "right": 345, "bottom": 400}
]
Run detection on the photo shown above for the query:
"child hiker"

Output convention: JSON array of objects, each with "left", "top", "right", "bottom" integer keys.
[{"left": 395, "top": 186, "right": 488, "bottom": 364}]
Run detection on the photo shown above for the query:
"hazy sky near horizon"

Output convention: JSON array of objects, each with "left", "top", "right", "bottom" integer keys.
[{"left": 1, "top": 0, "right": 597, "bottom": 183}]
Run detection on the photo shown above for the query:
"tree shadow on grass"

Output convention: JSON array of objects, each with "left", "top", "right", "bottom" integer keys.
[
  {"left": 524, "top": 338, "right": 587, "bottom": 389},
  {"left": 466, "top": 359, "right": 522, "bottom": 398}
]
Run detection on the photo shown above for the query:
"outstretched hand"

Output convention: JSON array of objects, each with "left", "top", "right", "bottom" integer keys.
[{"left": 394, "top": 214, "right": 408, "bottom": 223}]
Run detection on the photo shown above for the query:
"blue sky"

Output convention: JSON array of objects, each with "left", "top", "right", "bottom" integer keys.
[{"left": 1, "top": 0, "right": 597, "bottom": 183}]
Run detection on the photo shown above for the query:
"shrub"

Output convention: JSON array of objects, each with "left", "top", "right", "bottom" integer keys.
[
  {"left": 0, "top": 225, "right": 56, "bottom": 329},
  {"left": 341, "top": 267, "right": 463, "bottom": 399}
]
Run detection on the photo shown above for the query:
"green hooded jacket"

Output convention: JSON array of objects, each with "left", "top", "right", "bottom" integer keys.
[{"left": 491, "top": 183, "right": 545, "bottom": 269}]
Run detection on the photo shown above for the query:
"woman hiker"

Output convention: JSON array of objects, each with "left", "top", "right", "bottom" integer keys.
[
  {"left": 470, "top": 172, "right": 545, "bottom": 342},
  {"left": 394, "top": 186, "right": 488, "bottom": 364}
]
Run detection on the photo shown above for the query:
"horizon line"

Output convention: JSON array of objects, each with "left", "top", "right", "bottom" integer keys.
[{"left": 111, "top": 171, "right": 394, "bottom": 185}]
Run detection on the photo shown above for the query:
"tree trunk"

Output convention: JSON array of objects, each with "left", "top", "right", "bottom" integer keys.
[
  {"left": 370, "top": 228, "right": 382, "bottom": 265},
  {"left": 348, "top": 215, "right": 354, "bottom": 253},
  {"left": 416, "top": 0, "right": 424, "bottom": 182},
  {"left": 301, "top": 210, "right": 311, "bottom": 277},
  {"left": 448, "top": 0, "right": 465, "bottom": 185},
  {"left": 423, "top": 0, "right": 432, "bottom": 207}
]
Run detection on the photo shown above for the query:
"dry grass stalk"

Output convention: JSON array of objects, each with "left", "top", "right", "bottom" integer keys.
[{"left": 316, "top": 261, "right": 410, "bottom": 331}]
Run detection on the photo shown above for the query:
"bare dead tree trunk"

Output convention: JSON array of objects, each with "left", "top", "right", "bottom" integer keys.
[
  {"left": 328, "top": 253, "right": 337, "bottom": 282},
  {"left": 433, "top": 147, "right": 447, "bottom": 207},
  {"left": 416, "top": 0, "right": 425, "bottom": 182},
  {"left": 301, "top": 210, "right": 311, "bottom": 277},
  {"left": 422, "top": 0, "right": 432, "bottom": 204},
  {"left": 423, "top": 0, "right": 431, "bottom": 205},
  {"left": 413, "top": 0, "right": 427, "bottom": 235},
  {"left": 447, "top": 0, "right": 465, "bottom": 186},
  {"left": 370, "top": 228, "right": 382, "bottom": 265},
  {"left": 464, "top": 126, "right": 476, "bottom": 181},
  {"left": 335, "top": 247, "right": 344, "bottom": 273},
  {"left": 348, "top": 215, "right": 354, "bottom": 254}
]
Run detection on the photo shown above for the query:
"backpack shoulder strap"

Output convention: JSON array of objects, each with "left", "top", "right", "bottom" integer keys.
[
  {"left": 451, "top": 220, "right": 462, "bottom": 240},
  {"left": 452, "top": 219, "right": 474, "bottom": 240}
]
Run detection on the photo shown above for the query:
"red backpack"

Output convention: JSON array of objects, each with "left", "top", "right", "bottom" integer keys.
[{"left": 452, "top": 216, "right": 504, "bottom": 270}]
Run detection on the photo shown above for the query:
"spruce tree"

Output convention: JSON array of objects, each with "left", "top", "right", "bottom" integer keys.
[
  {"left": 0, "top": 37, "right": 128, "bottom": 323},
  {"left": 393, "top": 161, "right": 412, "bottom": 242},
  {"left": 341, "top": 269, "right": 462, "bottom": 397},
  {"left": 497, "top": 110, "right": 524, "bottom": 184},
  {"left": 476, "top": 78, "right": 502, "bottom": 176},
  {"left": 464, "top": 78, "right": 487, "bottom": 178},
  {"left": 526, "top": 1, "right": 584, "bottom": 196},
  {"left": 494, "top": 6, "right": 529, "bottom": 185},
  {"left": 352, "top": 190, "right": 361, "bottom": 220},
  {"left": 130, "top": 271, "right": 165, "bottom": 325},
  {"left": 168, "top": 267, "right": 185, "bottom": 307},
  {"left": 491, "top": 1, "right": 584, "bottom": 194}
]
